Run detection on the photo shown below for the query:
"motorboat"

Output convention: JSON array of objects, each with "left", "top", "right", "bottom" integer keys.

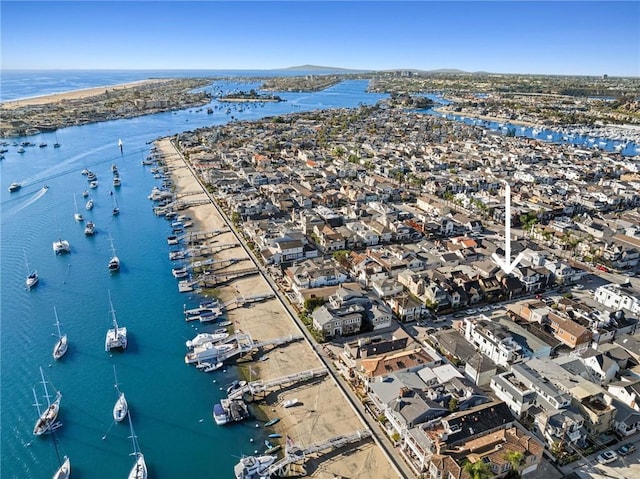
[
  {"left": 233, "top": 455, "right": 277, "bottom": 479},
  {"left": 89, "top": 180, "right": 98, "bottom": 189},
  {"left": 172, "top": 266, "right": 188, "bottom": 278},
  {"left": 203, "top": 362, "right": 224, "bottom": 372},
  {"left": 264, "top": 417, "right": 280, "bottom": 427},
  {"left": 213, "top": 403, "right": 228, "bottom": 425},
  {"left": 184, "top": 342, "right": 234, "bottom": 364},
  {"left": 85, "top": 199, "right": 94, "bottom": 210},
  {"left": 8, "top": 182, "right": 21, "bottom": 192},
  {"left": 52, "top": 456, "right": 70, "bottom": 479},
  {"left": 84, "top": 221, "right": 96, "bottom": 236},
  {"left": 53, "top": 239, "right": 71, "bottom": 255},
  {"left": 105, "top": 292, "right": 127, "bottom": 351},
  {"left": 113, "top": 176, "right": 121, "bottom": 187},
  {"left": 52, "top": 307, "right": 68, "bottom": 360},
  {"left": 82, "top": 190, "right": 89, "bottom": 198},
  {"left": 33, "top": 367, "right": 62, "bottom": 436},
  {"left": 185, "top": 332, "right": 229, "bottom": 349}
]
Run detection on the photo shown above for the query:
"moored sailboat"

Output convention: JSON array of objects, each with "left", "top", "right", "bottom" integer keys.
[
  {"left": 52, "top": 456, "right": 70, "bottom": 479},
  {"left": 108, "top": 234, "right": 120, "bottom": 272},
  {"left": 33, "top": 367, "right": 62, "bottom": 436},
  {"left": 112, "top": 365, "right": 128, "bottom": 422},
  {"left": 73, "top": 194, "right": 84, "bottom": 222},
  {"left": 52, "top": 306, "right": 68, "bottom": 360},
  {"left": 127, "top": 413, "right": 147, "bottom": 479},
  {"left": 24, "top": 251, "right": 39, "bottom": 290}
]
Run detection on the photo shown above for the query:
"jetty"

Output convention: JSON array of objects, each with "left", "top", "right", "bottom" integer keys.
[
  {"left": 177, "top": 267, "right": 260, "bottom": 292},
  {"left": 227, "top": 367, "right": 328, "bottom": 401}
]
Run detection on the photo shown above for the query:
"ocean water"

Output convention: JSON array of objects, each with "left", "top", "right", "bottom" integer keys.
[{"left": 0, "top": 74, "right": 386, "bottom": 478}]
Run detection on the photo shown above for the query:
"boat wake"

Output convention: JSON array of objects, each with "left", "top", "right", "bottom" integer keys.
[{"left": 5, "top": 186, "right": 49, "bottom": 216}]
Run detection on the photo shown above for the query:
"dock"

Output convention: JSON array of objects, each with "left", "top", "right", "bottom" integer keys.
[
  {"left": 227, "top": 367, "right": 328, "bottom": 401},
  {"left": 245, "top": 429, "right": 372, "bottom": 478}
]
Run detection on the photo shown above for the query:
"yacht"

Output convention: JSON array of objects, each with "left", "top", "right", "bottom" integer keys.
[
  {"left": 52, "top": 456, "right": 70, "bottom": 479},
  {"left": 105, "top": 292, "right": 127, "bottom": 351},
  {"left": 213, "top": 403, "right": 228, "bottom": 425},
  {"left": 8, "top": 182, "right": 22, "bottom": 192},
  {"left": 233, "top": 455, "right": 277, "bottom": 479},
  {"left": 185, "top": 332, "right": 229, "bottom": 349},
  {"left": 33, "top": 367, "right": 62, "bottom": 436},
  {"left": 52, "top": 239, "right": 71, "bottom": 255},
  {"left": 84, "top": 221, "right": 96, "bottom": 236},
  {"left": 184, "top": 342, "right": 234, "bottom": 364},
  {"left": 52, "top": 307, "right": 68, "bottom": 360}
]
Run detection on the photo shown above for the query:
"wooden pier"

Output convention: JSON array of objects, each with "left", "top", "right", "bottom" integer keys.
[{"left": 227, "top": 367, "right": 328, "bottom": 401}]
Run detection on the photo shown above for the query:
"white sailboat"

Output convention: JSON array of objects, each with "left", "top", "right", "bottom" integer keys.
[
  {"left": 112, "top": 365, "right": 128, "bottom": 422},
  {"left": 112, "top": 194, "right": 120, "bottom": 216},
  {"left": 33, "top": 367, "right": 62, "bottom": 436},
  {"left": 73, "top": 194, "right": 84, "bottom": 222},
  {"left": 24, "top": 251, "right": 39, "bottom": 290},
  {"left": 127, "top": 413, "right": 147, "bottom": 479},
  {"left": 105, "top": 291, "right": 127, "bottom": 351},
  {"left": 52, "top": 306, "right": 68, "bottom": 360},
  {"left": 108, "top": 234, "right": 120, "bottom": 272},
  {"left": 51, "top": 431, "right": 70, "bottom": 479}
]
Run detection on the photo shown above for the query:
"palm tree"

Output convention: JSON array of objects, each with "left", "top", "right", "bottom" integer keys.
[
  {"left": 503, "top": 450, "right": 524, "bottom": 478},
  {"left": 463, "top": 460, "right": 492, "bottom": 479}
]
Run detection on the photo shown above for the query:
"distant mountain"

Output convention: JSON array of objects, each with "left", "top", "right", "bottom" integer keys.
[{"left": 281, "top": 64, "right": 366, "bottom": 72}]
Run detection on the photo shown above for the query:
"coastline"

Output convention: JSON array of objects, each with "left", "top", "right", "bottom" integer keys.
[
  {"left": 0, "top": 79, "right": 171, "bottom": 109},
  {"left": 433, "top": 106, "right": 539, "bottom": 128},
  {"left": 154, "top": 138, "right": 399, "bottom": 479}
]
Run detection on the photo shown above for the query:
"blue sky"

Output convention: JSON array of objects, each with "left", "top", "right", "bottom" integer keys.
[{"left": 1, "top": 1, "right": 638, "bottom": 76}]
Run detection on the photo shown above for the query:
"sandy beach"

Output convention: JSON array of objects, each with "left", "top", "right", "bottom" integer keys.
[
  {"left": 0, "top": 79, "right": 170, "bottom": 110},
  {"left": 155, "top": 138, "right": 401, "bottom": 479}
]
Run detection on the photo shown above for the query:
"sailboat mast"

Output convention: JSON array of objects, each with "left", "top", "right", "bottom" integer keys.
[
  {"left": 40, "top": 367, "right": 52, "bottom": 407},
  {"left": 54, "top": 306, "right": 62, "bottom": 338},
  {"left": 32, "top": 387, "right": 43, "bottom": 416},
  {"left": 108, "top": 290, "right": 118, "bottom": 330}
]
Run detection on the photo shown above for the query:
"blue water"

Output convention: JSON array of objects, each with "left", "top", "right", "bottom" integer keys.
[{"left": 0, "top": 73, "right": 386, "bottom": 478}]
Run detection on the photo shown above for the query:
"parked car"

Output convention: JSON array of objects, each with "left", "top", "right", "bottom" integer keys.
[
  {"left": 596, "top": 450, "right": 618, "bottom": 464},
  {"left": 617, "top": 444, "right": 636, "bottom": 456}
]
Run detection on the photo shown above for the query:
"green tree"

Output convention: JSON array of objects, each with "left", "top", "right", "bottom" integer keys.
[
  {"left": 304, "top": 297, "right": 325, "bottom": 312},
  {"left": 463, "top": 460, "right": 492, "bottom": 479},
  {"left": 448, "top": 398, "right": 459, "bottom": 412},
  {"left": 503, "top": 450, "right": 524, "bottom": 478}
]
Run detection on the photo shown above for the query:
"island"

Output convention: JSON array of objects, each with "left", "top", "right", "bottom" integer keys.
[{"left": 217, "top": 89, "right": 284, "bottom": 103}]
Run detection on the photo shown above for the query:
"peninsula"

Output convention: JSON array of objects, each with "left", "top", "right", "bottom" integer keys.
[{"left": 217, "top": 89, "right": 284, "bottom": 103}]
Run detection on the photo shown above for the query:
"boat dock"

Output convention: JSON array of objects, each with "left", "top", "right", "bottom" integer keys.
[
  {"left": 223, "top": 292, "right": 275, "bottom": 310},
  {"left": 176, "top": 266, "right": 259, "bottom": 292},
  {"left": 227, "top": 367, "right": 328, "bottom": 401},
  {"left": 250, "top": 429, "right": 372, "bottom": 478}
]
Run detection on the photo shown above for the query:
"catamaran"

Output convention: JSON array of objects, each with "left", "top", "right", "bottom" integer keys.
[
  {"left": 52, "top": 306, "right": 68, "bottom": 360},
  {"left": 32, "top": 367, "right": 62, "bottom": 436},
  {"left": 105, "top": 291, "right": 127, "bottom": 351},
  {"left": 112, "top": 365, "right": 128, "bottom": 422}
]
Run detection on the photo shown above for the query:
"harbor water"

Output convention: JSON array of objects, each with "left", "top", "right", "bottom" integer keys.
[{"left": 1, "top": 70, "right": 636, "bottom": 478}]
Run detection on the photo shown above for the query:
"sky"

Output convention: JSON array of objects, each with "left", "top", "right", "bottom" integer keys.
[{"left": 1, "top": 1, "right": 639, "bottom": 76}]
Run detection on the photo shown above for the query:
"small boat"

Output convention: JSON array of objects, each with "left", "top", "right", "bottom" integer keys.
[
  {"left": 53, "top": 142, "right": 60, "bottom": 148},
  {"left": 8, "top": 182, "right": 21, "bottom": 192},
  {"left": 81, "top": 169, "right": 90, "bottom": 176},
  {"left": 203, "top": 362, "right": 224, "bottom": 372},
  {"left": 81, "top": 190, "right": 89, "bottom": 198},
  {"left": 112, "top": 365, "right": 128, "bottom": 422},
  {"left": 112, "top": 195, "right": 120, "bottom": 216},
  {"left": 89, "top": 180, "right": 98, "bottom": 189},
  {"left": 264, "top": 417, "right": 280, "bottom": 427},
  {"left": 52, "top": 239, "right": 71, "bottom": 255},
  {"left": 167, "top": 235, "right": 179, "bottom": 245},
  {"left": 39, "top": 142, "right": 47, "bottom": 148},
  {"left": 33, "top": 367, "right": 62, "bottom": 436},
  {"left": 113, "top": 176, "right": 121, "bottom": 187},
  {"left": 268, "top": 433, "right": 282, "bottom": 439},
  {"left": 185, "top": 332, "right": 229, "bottom": 348},
  {"left": 282, "top": 398, "right": 299, "bottom": 408},
  {"left": 105, "top": 291, "right": 127, "bottom": 351},
  {"left": 86, "top": 171, "right": 96, "bottom": 181},
  {"left": 52, "top": 307, "right": 68, "bottom": 360},
  {"left": 172, "top": 266, "right": 188, "bottom": 279},
  {"left": 265, "top": 444, "right": 281, "bottom": 455},
  {"left": 73, "top": 194, "right": 84, "bottom": 222},
  {"left": 85, "top": 199, "right": 94, "bottom": 210},
  {"left": 84, "top": 221, "right": 96, "bottom": 236},
  {"left": 52, "top": 456, "right": 70, "bottom": 479},
  {"left": 17, "top": 146, "right": 25, "bottom": 153},
  {"left": 127, "top": 413, "right": 147, "bottom": 479},
  {"left": 111, "top": 164, "right": 118, "bottom": 173}
]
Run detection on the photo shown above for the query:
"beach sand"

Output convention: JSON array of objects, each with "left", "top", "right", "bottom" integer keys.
[
  {"left": 155, "top": 138, "right": 400, "bottom": 479},
  {"left": 0, "top": 79, "right": 170, "bottom": 110}
]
